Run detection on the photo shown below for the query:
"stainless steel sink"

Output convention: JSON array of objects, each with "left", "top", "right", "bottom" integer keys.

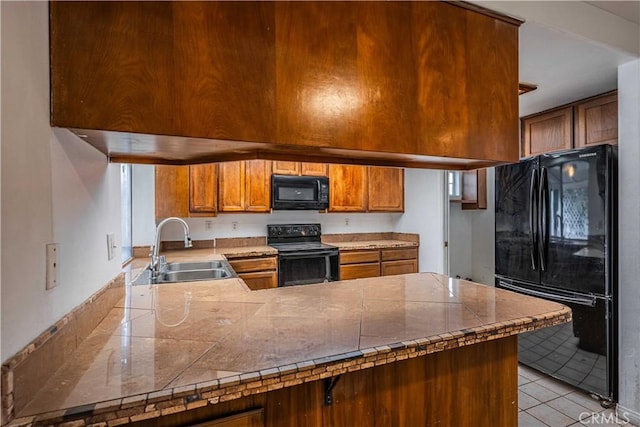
[
  {"left": 157, "top": 268, "right": 231, "bottom": 283},
  {"left": 132, "top": 259, "right": 236, "bottom": 285},
  {"left": 164, "top": 261, "right": 226, "bottom": 272}
]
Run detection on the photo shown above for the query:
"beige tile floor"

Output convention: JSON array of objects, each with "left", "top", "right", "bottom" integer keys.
[{"left": 519, "top": 365, "right": 637, "bottom": 426}]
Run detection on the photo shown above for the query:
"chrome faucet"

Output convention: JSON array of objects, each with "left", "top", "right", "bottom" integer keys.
[{"left": 150, "top": 217, "right": 192, "bottom": 277}]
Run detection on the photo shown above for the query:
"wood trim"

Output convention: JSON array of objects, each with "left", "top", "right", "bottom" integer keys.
[{"left": 445, "top": 1, "right": 525, "bottom": 26}]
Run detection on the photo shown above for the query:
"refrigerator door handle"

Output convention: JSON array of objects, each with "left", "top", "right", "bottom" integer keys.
[
  {"left": 529, "top": 169, "right": 538, "bottom": 271},
  {"left": 498, "top": 280, "right": 597, "bottom": 307},
  {"left": 538, "top": 167, "right": 549, "bottom": 271}
]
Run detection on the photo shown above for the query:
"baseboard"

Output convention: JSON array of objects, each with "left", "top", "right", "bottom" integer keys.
[{"left": 617, "top": 404, "right": 640, "bottom": 425}]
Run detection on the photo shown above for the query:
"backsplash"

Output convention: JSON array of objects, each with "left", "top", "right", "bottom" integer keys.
[{"left": 151, "top": 212, "right": 402, "bottom": 243}]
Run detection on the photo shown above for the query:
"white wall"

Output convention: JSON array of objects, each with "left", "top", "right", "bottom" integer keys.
[
  {"left": 448, "top": 203, "right": 473, "bottom": 280},
  {"left": 395, "top": 168, "right": 444, "bottom": 274},
  {"left": 470, "top": 167, "right": 495, "bottom": 286},
  {"left": 0, "top": 1, "right": 122, "bottom": 363},
  {"left": 617, "top": 59, "right": 640, "bottom": 423}
]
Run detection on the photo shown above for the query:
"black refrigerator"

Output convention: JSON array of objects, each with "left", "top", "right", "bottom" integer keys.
[{"left": 495, "top": 144, "right": 617, "bottom": 402}]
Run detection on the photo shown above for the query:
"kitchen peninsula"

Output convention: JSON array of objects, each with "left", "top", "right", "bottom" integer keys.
[{"left": 7, "top": 250, "right": 571, "bottom": 427}]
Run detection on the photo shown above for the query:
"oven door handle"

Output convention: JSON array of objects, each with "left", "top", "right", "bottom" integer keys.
[{"left": 279, "top": 250, "right": 338, "bottom": 259}]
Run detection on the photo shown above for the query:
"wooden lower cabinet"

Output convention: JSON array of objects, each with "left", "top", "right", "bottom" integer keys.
[
  {"left": 381, "top": 259, "right": 418, "bottom": 276},
  {"left": 228, "top": 256, "right": 278, "bottom": 290},
  {"left": 340, "top": 247, "right": 418, "bottom": 280},
  {"left": 130, "top": 336, "right": 518, "bottom": 427},
  {"left": 339, "top": 249, "right": 380, "bottom": 280}
]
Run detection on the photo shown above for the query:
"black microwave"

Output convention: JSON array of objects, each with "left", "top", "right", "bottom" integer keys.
[{"left": 271, "top": 174, "right": 329, "bottom": 210}]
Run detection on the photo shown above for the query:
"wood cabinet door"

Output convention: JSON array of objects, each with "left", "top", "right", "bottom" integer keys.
[
  {"left": 189, "top": 164, "right": 217, "bottom": 214},
  {"left": 368, "top": 167, "right": 404, "bottom": 212},
  {"left": 575, "top": 92, "right": 618, "bottom": 148},
  {"left": 300, "top": 163, "right": 327, "bottom": 177},
  {"left": 340, "top": 263, "right": 380, "bottom": 280},
  {"left": 272, "top": 161, "right": 300, "bottom": 175},
  {"left": 328, "top": 165, "right": 367, "bottom": 212},
  {"left": 521, "top": 107, "right": 573, "bottom": 157},
  {"left": 155, "top": 165, "right": 189, "bottom": 219},
  {"left": 245, "top": 160, "right": 271, "bottom": 212},
  {"left": 460, "top": 168, "right": 487, "bottom": 210},
  {"left": 218, "top": 161, "right": 245, "bottom": 212},
  {"left": 239, "top": 271, "right": 278, "bottom": 290},
  {"left": 381, "top": 259, "right": 418, "bottom": 276}
]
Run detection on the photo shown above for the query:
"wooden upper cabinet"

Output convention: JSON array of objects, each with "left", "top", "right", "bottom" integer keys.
[
  {"left": 522, "top": 91, "right": 617, "bottom": 157},
  {"left": 218, "top": 160, "right": 271, "bottom": 212},
  {"left": 244, "top": 160, "right": 271, "bottom": 212},
  {"left": 522, "top": 107, "right": 573, "bottom": 157},
  {"left": 300, "top": 163, "right": 327, "bottom": 177},
  {"left": 272, "top": 161, "right": 300, "bottom": 176},
  {"left": 189, "top": 164, "right": 217, "bottom": 214},
  {"left": 50, "top": 2, "right": 521, "bottom": 168},
  {"left": 273, "top": 161, "right": 327, "bottom": 177},
  {"left": 328, "top": 165, "right": 367, "bottom": 212},
  {"left": 368, "top": 167, "right": 404, "bottom": 212},
  {"left": 155, "top": 165, "right": 189, "bottom": 219},
  {"left": 575, "top": 92, "right": 618, "bottom": 148},
  {"left": 218, "top": 161, "right": 246, "bottom": 212},
  {"left": 460, "top": 169, "right": 487, "bottom": 210}
]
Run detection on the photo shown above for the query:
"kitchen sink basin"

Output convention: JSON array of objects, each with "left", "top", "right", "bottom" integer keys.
[
  {"left": 132, "top": 259, "right": 236, "bottom": 285},
  {"left": 157, "top": 268, "right": 231, "bottom": 283},
  {"left": 164, "top": 261, "right": 226, "bottom": 272}
]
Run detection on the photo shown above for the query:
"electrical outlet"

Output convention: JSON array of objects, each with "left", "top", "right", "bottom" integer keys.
[
  {"left": 205, "top": 220, "right": 213, "bottom": 230},
  {"left": 106, "top": 233, "right": 116, "bottom": 260},
  {"left": 46, "top": 243, "right": 58, "bottom": 290},
  {"left": 345, "top": 217, "right": 350, "bottom": 226},
  {"left": 232, "top": 221, "right": 238, "bottom": 231}
]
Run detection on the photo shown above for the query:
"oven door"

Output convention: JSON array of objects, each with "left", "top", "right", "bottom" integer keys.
[{"left": 278, "top": 250, "right": 339, "bottom": 287}]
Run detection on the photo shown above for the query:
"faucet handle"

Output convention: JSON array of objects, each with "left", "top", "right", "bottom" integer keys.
[{"left": 185, "top": 236, "right": 193, "bottom": 248}]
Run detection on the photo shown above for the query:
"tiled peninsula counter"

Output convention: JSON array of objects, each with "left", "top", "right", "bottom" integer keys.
[{"left": 8, "top": 249, "right": 571, "bottom": 427}]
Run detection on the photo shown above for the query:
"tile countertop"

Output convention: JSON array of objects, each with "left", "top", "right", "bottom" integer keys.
[{"left": 11, "top": 249, "right": 571, "bottom": 426}]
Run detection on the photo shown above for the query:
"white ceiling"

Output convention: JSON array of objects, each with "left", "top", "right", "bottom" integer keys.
[{"left": 474, "top": 1, "right": 640, "bottom": 117}]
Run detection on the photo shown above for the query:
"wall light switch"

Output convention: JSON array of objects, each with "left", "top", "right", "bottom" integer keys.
[
  {"left": 46, "top": 243, "right": 58, "bottom": 290},
  {"left": 106, "top": 233, "right": 116, "bottom": 260}
]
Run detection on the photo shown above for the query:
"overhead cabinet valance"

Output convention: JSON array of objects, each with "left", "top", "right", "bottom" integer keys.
[{"left": 50, "top": 1, "right": 522, "bottom": 169}]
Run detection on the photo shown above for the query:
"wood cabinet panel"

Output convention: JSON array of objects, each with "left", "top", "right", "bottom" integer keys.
[
  {"left": 328, "top": 165, "right": 367, "bottom": 212},
  {"left": 368, "top": 167, "right": 404, "bottom": 212},
  {"left": 300, "top": 163, "right": 327, "bottom": 177},
  {"left": 155, "top": 165, "right": 189, "bottom": 219},
  {"left": 380, "top": 248, "right": 418, "bottom": 262},
  {"left": 340, "top": 250, "right": 380, "bottom": 264},
  {"left": 133, "top": 337, "right": 517, "bottom": 427},
  {"left": 522, "top": 107, "right": 573, "bottom": 157},
  {"left": 272, "top": 161, "right": 300, "bottom": 176},
  {"left": 218, "top": 161, "right": 245, "bottom": 212},
  {"left": 191, "top": 409, "right": 264, "bottom": 427},
  {"left": 239, "top": 271, "right": 278, "bottom": 290},
  {"left": 575, "top": 92, "right": 618, "bottom": 148},
  {"left": 381, "top": 259, "right": 418, "bottom": 276},
  {"left": 340, "top": 263, "right": 380, "bottom": 280},
  {"left": 229, "top": 257, "right": 278, "bottom": 274},
  {"left": 189, "top": 164, "right": 217, "bottom": 214},
  {"left": 245, "top": 160, "right": 271, "bottom": 212},
  {"left": 51, "top": 2, "right": 520, "bottom": 168},
  {"left": 460, "top": 168, "right": 487, "bottom": 210}
]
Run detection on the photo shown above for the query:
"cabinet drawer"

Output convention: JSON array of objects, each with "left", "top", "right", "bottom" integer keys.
[
  {"left": 381, "top": 259, "right": 418, "bottom": 276},
  {"left": 340, "top": 263, "right": 380, "bottom": 280},
  {"left": 340, "top": 250, "right": 380, "bottom": 265},
  {"left": 239, "top": 271, "right": 278, "bottom": 290},
  {"left": 381, "top": 248, "right": 417, "bottom": 261},
  {"left": 228, "top": 256, "right": 277, "bottom": 273}
]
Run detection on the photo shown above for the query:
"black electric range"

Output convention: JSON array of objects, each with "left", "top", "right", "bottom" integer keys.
[{"left": 267, "top": 224, "right": 339, "bottom": 287}]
